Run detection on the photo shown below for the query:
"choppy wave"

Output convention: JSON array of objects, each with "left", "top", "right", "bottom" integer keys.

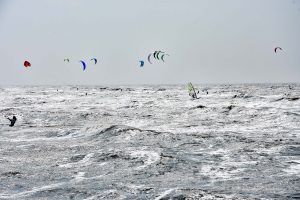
[{"left": 0, "top": 84, "right": 299, "bottom": 199}]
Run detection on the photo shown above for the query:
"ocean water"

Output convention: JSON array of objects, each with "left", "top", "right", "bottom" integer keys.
[{"left": 0, "top": 84, "right": 299, "bottom": 199}]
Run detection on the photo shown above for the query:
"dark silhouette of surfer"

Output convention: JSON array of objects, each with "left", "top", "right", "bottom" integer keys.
[
  {"left": 190, "top": 91, "right": 200, "bottom": 99},
  {"left": 7, "top": 116, "right": 17, "bottom": 127}
]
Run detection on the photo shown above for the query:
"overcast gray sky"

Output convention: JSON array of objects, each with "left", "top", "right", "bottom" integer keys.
[{"left": 0, "top": 0, "right": 299, "bottom": 85}]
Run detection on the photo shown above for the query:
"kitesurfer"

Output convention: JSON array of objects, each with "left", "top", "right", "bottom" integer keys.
[{"left": 7, "top": 116, "right": 17, "bottom": 127}]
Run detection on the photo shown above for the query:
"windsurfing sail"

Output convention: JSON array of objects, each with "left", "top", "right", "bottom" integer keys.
[{"left": 187, "top": 82, "right": 197, "bottom": 98}]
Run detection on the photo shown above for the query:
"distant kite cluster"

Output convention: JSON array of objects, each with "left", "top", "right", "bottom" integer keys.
[
  {"left": 139, "top": 50, "right": 170, "bottom": 67},
  {"left": 23, "top": 47, "right": 282, "bottom": 69},
  {"left": 65, "top": 58, "right": 97, "bottom": 71},
  {"left": 147, "top": 51, "right": 169, "bottom": 64},
  {"left": 23, "top": 58, "right": 97, "bottom": 71}
]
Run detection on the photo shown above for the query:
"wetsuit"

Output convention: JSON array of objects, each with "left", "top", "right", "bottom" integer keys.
[{"left": 7, "top": 116, "right": 17, "bottom": 127}]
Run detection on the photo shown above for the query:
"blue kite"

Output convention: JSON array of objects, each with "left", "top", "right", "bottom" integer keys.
[{"left": 80, "top": 60, "right": 86, "bottom": 71}]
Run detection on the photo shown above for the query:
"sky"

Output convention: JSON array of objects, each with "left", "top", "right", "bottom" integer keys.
[{"left": 0, "top": 0, "right": 299, "bottom": 85}]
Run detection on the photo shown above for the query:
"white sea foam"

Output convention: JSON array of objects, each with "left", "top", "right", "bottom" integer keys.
[{"left": 0, "top": 84, "right": 299, "bottom": 199}]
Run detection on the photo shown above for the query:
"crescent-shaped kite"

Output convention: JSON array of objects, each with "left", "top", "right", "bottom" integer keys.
[
  {"left": 161, "top": 54, "right": 169, "bottom": 62},
  {"left": 147, "top": 53, "right": 153, "bottom": 64},
  {"left": 153, "top": 51, "right": 159, "bottom": 59},
  {"left": 80, "top": 60, "right": 86, "bottom": 71},
  {"left": 156, "top": 51, "right": 165, "bottom": 60},
  {"left": 91, "top": 58, "right": 97, "bottom": 64},
  {"left": 147, "top": 51, "right": 169, "bottom": 63},
  {"left": 274, "top": 47, "right": 282, "bottom": 53}
]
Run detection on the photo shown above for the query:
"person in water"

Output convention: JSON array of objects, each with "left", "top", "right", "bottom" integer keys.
[
  {"left": 7, "top": 116, "right": 17, "bottom": 127},
  {"left": 189, "top": 91, "right": 200, "bottom": 99}
]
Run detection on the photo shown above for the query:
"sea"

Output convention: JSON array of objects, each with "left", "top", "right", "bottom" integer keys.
[{"left": 0, "top": 84, "right": 299, "bottom": 199}]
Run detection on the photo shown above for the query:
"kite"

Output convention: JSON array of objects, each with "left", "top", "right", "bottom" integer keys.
[
  {"left": 24, "top": 61, "right": 31, "bottom": 68},
  {"left": 80, "top": 60, "right": 86, "bottom": 71},
  {"left": 274, "top": 47, "right": 282, "bottom": 53},
  {"left": 156, "top": 51, "right": 165, "bottom": 60},
  {"left": 64, "top": 59, "right": 70, "bottom": 62},
  {"left": 147, "top": 53, "right": 153, "bottom": 64},
  {"left": 139, "top": 60, "right": 144, "bottom": 67},
  {"left": 147, "top": 51, "right": 169, "bottom": 64},
  {"left": 153, "top": 51, "right": 159, "bottom": 59},
  {"left": 91, "top": 58, "right": 97, "bottom": 64},
  {"left": 161, "top": 54, "right": 169, "bottom": 62}
]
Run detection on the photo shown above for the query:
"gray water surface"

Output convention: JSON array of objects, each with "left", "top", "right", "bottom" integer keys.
[{"left": 0, "top": 84, "right": 299, "bottom": 199}]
